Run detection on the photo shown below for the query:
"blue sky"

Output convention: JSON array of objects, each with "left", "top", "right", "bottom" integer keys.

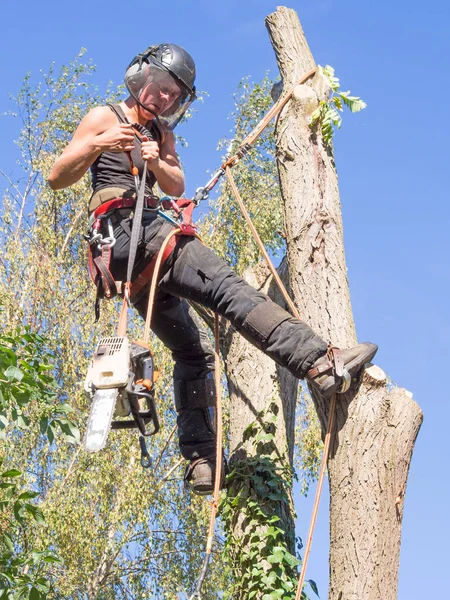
[{"left": 1, "top": 0, "right": 449, "bottom": 597}]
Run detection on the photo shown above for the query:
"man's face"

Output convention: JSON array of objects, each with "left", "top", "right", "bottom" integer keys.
[{"left": 139, "top": 70, "right": 182, "bottom": 117}]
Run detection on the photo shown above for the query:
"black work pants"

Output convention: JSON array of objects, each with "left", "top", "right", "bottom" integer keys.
[{"left": 106, "top": 211, "right": 327, "bottom": 459}]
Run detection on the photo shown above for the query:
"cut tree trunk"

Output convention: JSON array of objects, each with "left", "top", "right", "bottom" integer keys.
[{"left": 265, "top": 6, "right": 423, "bottom": 599}]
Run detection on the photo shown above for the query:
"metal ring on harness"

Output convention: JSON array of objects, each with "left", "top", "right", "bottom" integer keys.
[
  {"left": 97, "top": 218, "right": 116, "bottom": 250},
  {"left": 89, "top": 232, "right": 103, "bottom": 246}
]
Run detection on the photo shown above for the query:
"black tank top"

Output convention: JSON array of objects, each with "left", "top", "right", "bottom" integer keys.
[{"left": 90, "top": 104, "right": 160, "bottom": 196}]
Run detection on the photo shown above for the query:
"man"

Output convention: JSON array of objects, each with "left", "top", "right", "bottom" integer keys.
[{"left": 48, "top": 43, "right": 377, "bottom": 495}]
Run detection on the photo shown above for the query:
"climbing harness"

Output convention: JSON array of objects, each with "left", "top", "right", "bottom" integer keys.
[{"left": 84, "top": 65, "right": 341, "bottom": 598}]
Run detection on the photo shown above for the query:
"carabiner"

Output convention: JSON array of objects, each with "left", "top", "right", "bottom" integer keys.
[{"left": 97, "top": 218, "right": 116, "bottom": 250}]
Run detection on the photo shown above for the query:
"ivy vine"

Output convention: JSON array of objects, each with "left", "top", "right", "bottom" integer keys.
[{"left": 219, "top": 403, "right": 319, "bottom": 600}]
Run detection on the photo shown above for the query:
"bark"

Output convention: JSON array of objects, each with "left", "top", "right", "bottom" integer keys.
[
  {"left": 211, "top": 260, "right": 299, "bottom": 597},
  {"left": 224, "top": 260, "right": 297, "bottom": 465},
  {"left": 265, "top": 6, "right": 423, "bottom": 600}
]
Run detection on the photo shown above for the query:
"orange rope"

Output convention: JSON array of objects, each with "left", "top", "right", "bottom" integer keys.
[
  {"left": 143, "top": 228, "right": 182, "bottom": 344},
  {"left": 137, "top": 227, "right": 223, "bottom": 597},
  {"left": 205, "top": 313, "right": 223, "bottom": 555},
  {"left": 225, "top": 166, "right": 299, "bottom": 318},
  {"left": 295, "top": 393, "right": 336, "bottom": 599}
]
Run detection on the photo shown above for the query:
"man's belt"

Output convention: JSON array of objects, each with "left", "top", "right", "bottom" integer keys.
[{"left": 93, "top": 196, "right": 160, "bottom": 219}]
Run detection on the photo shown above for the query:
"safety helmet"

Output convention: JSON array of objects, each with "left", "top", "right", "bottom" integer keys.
[{"left": 125, "top": 43, "right": 196, "bottom": 130}]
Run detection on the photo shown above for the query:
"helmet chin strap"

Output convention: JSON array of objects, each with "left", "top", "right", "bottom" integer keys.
[{"left": 133, "top": 96, "right": 160, "bottom": 125}]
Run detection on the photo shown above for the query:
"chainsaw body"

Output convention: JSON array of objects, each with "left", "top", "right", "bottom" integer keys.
[{"left": 84, "top": 337, "right": 159, "bottom": 453}]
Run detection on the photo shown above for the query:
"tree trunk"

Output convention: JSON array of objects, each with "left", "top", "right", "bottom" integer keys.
[
  {"left": 219, "top": 260, "right": 300, "bottom": 598},
  {"left": 265, "top": 6, "right": 423, "bottom": 599}
]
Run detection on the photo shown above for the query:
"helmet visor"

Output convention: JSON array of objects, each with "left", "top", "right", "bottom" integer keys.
[{"left": 125, "top": 63, "right": 196, "bottom": 130}]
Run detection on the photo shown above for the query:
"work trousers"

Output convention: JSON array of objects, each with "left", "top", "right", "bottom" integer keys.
[{"left": 105, "top": 210, "right": 327, "bottom": 460}]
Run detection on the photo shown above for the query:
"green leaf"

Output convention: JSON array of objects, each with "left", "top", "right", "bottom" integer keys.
[
  {"left": 31, "top": 551, "right": 46, "bottom": 564},
  {"left": 0, "top": 571, "right": 13, "bottom": 584},
  {"left": 2, "top": 533, "right": 14, "bottom": 552},
  {"left": 29, "top": 588, "right": 42, "bottom": 600},
  {"left": 39, "top": 417, "right": 48, "bottom": 435},
  {"left": 47, "top": 424, "right": 55, "bottom": 444},
  {"left": 43, "top": 554, "right": 62, "bottom": 564},
  {"left": 17, "top": 414, "right": 30, "bottom": 430},
  {"left": 55, "top": 420, "right": 80, "bottom": 444},
  {"left": 284, "top": 552, "right": 301, "bottom": 567},
  {"left": 267, "top": 548, "right": 284, "bottom": 564},
  {"left": 24, "top": 504, "right": 45, "bottom": 524},
  {"left": 4, "top": 366, "right": 23, "bottom": 382},
  {"left": 13, "top": 501, "right": 25, "bottom": 523},
  {"left": 18, "top": 491, "right": 39, "bottom": 501},
  {"left": 0, "top": 482, "right": 15, "bottom": 489},
  {"left": 55, "top": 403, "right": 72, "bottom": 415},
  {"left": 308, "top": 579, "right": 320, "bottom": 597},
  {"left": 1, "top": 470, "right": 21, "bottom": 478}
]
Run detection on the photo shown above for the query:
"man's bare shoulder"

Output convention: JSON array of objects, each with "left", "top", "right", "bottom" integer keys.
[{"left": 79, "top": 105, "right": 117, "bottom": 132}]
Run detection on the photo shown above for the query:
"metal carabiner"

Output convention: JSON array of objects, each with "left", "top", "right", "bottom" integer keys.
[
  {"left": 194, "top": 167, "right": 226, "bottom": 205},
  {"left": 89, "top": 232, "right": 103, "bottom": 246},
  {"left": 97, "top": 218, "right": 116, "bottom": 250}
]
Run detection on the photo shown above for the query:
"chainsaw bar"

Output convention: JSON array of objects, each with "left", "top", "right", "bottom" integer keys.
[{"left": 84, "top": 388, "right": 119, "bottom": 453}]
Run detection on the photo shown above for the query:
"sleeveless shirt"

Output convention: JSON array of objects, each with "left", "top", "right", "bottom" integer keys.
[{"left": 90, "top": 104, "right": 160, "bottom": 197}]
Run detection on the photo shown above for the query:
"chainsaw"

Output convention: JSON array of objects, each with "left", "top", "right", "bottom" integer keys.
[{"left": 83, "top": 336, "right": 160, "bottom": 465}]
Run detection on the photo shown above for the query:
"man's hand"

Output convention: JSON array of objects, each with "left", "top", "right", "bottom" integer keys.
[
  {"left": 95, "top": 123, "right": 135, "bottom": 152},
  {"left": 141, "top": 136, "right": 160, "bottom": 167}
]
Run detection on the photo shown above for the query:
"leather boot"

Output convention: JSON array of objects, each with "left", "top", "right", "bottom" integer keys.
[
  {"left": 306, "top": 342, "right": 378, "bottom": 398},
  {"left": 183, "top": 453, "right": 226, "bottom": 496}
]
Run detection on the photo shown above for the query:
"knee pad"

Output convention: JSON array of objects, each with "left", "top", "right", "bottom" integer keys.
[
  {"left": 174, "top": 374, "right": 216, "bottom": 412},
  {"left": 240, "top": 300, "right": 292, "bottom": 351},
  {"left": 175, "top": 374, "right": 217, "bottom": 460}
]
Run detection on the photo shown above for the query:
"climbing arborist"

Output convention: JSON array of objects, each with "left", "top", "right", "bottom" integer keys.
[{"left": 48, "top": 43, "right": 377, "bottom": 496}]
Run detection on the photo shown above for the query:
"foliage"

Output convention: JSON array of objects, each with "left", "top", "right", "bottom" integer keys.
[
  {"left": 0, "top": 327, "right": 75, "bottom": 599},
  {"left": 199, "top": 75, "right": 285, "bottom": 275},
  {"left": 294, "top": 384, "right": 323, "bottom": 496},
  {"left": 0, "top": 326, "right": 79, "bottom": 445},
  {"left": 219, "top": 404, "right": 319, "bottom": 600},
  {"left": 309, "top": 65, "right": 367, "bottom": 146}
]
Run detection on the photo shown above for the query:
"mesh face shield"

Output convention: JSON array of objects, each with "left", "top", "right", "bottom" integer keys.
[{"left": 125, "top": 61, "right": 196, "bottom": 130}]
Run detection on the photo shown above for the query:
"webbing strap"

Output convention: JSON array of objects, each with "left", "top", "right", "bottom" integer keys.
[
  {"left": 93, "top": 254, "right": 116, "bottom": 298},
  {"left": 126, "top": 162, "right": 147, "bottom": 285}
]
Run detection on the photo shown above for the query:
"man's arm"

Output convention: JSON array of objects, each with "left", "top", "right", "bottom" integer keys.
[
  {"left": 141, "top": 131, "right": 185, "bottom": 197},
  {"left": 48, "top": 107, "right": 135, "bottom": 190}
]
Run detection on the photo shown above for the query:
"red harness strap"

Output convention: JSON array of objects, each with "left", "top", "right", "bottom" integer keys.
[
  {"left": 93, "top": 195, "right": 159, "bottom": 219},
  {"left": 87, "top": 244, "right": 117, "bottom": 299},
  {"left": 88, "top": 196, "right": 198, "bottom": 304}
]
